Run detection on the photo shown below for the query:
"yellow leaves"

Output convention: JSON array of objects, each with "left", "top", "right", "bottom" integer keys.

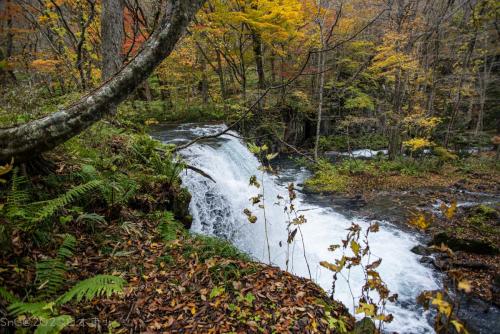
[
  {"left": 440, "top": 201, "right": 457, "bottom": 220},
  {"left": 457, "top": 280, "right": 472, "bottom": 293},
  {"left": 0, "top": 158, "right": 14, "bottom": 184},
  {"left": 431, "top": 292, "right": 452, "bottom": 317},
  {"left": 451, "top": 320, "right": 469, "bottom": 334},
  {"left": 243, "top": 208, "right": 257, "bottom": 224},
  {"left": 350, "top": 240, "right": 360, "bottom": 256},
  {"left": 202, "top": 0, "right": 305, "bottom": 47},
  {"left": 355, "top": 302, "right": 375, "bottom": 317},
  {"left": 403, "top": 138, "right": 433, "bottom": 152},
  {"left": 418, "top": 117, "right": 442, "bottom": 131},
  {"left": 320, "top": 261, "right": 339, "bottom": 272},
  {"left": 144, "top": 118, "right": 159, "bottom": 126},
  {"left": 408, "top": 213, "right": 430, "bottom": 230},
  {"left": 319, "top": 261, "right": 342, "bottom": 273},
  {"left": 320, "top": 256, "right": 346, "bottom": 273}
]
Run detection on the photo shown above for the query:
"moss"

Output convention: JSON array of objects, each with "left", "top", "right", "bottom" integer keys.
[
  {"left": 304, "top": 162, "right": 349, "bottom": 193},
  {"left": 474, "top": 205, "right": 498, "bottom": 219},
  {"left": 191, "top": 235, "right": 251, "bottom": 262}
]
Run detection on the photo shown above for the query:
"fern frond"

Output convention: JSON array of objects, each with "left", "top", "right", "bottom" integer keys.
[
  {"left": 36, "top": 234, "right": 77, "bottom": 298},
  {"left": 5, "top": 168, "right": 30, "bottom": 220},
  {"left": 56, "top": 275, "right": 126, "bottom": 305},
  {"left": 8, "top": 301, "right": 52, "bottom": 318},
  {"left": 75, "top": 213, "right": 106, "bottom": 224},
  {"left": 30, "top": 180, "right": 102, "bottom": 222},
  {"left": 36, "top": 259, "right": 67, "bottom": 297},
  {"left": 0, "top": 286, "right": 19, "bottom": 303},
  {"left": 57, "top": 234, "right": 76, "bottom": 260},
  {"left": 35, "top": 315, "right": 74, "bottom": 334}
]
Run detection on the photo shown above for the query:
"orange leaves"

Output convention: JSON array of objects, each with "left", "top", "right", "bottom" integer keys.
[
  {"left": 31, "top": 59, "right": 62, "bottom": 72},
  {"left": 440, "top": 200, "right": 457, "bottom": 220}
]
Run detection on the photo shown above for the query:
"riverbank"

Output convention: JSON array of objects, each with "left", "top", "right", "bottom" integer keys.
[
  {"left": 300, "top": 150, "right": 500, "bottom": 332},
  {"left": 0, "top": 122, "right": 354, "bottom": 333}
]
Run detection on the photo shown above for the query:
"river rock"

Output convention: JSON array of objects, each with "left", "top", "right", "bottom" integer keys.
[
  {"left": 431, "top": 232, "right": 499, "bottom": 255},
  {"left": 352, "top": 317, "right": 376, "bottom": 334},
  {"left": 411, "top": 245, "right": 433, "bottom": 256},
  {"left": 419, "top": 256, "right": 434, "bottom": 265}
]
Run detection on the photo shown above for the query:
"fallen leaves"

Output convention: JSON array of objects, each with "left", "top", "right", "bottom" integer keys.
[{"left": 58, "top": 218, "right": 354, "bottom": 333}]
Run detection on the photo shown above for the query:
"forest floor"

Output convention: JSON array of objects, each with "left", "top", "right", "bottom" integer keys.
[{"left": 0, "top": 123, "right": 354, "bottom": 333}]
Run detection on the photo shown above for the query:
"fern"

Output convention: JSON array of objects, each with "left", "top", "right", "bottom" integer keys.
[
  {"left": 35, "top": 315, "right": 74, "bottom": 334},
  {"left": 5, "top": 168, "right": 30, "bottom": 220},
  {"left": 57, "top": 234, "right": 76, "bottom": 260},
  {"left": 0, "top": 286, "right": 19, "bottom": 303},
  {"left": 36, "top": 259, "right": 67, "bottom": 298},
  {"left": 36, "top": 235, "right": 76, "bottom": 298},
  {"left": 8, "top": 302, "right": 75, "bottom": 334},
  {"left": 75, "top": 213, "right": 106, "bottom": 224},
  {"left": 56, "top": 275, "right": 126, "bottom": 305},
  {"left": 8, "top": 301, "right": 52, "bottom": 318},
  {"left": 30, "top": 180, "right": 102, "bottom": 222}
]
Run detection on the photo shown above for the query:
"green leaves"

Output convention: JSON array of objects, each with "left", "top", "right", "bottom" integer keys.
[
  {"left": 56, "top": 275, "right": 126, "bottom": 305},
  {"left": 34, "top": 315, "right": 74, "bottom": 334},
  {"left": 30, "top": 180, "right": 102, "bottom": 223},
  {"left": 209, "top": 286, "right": 225, "bottom": 299}
]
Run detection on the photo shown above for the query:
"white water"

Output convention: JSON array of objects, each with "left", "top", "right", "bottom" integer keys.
[{"left": 156, "top": 124, "right": 440, "bottom": 333}]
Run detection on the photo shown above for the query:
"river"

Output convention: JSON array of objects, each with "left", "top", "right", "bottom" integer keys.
[{"left": 151, "top": 123, "right": 441, "bottom": 333}]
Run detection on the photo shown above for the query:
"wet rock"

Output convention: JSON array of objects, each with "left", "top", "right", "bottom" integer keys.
[
  {"left": 433, "top": 257, "right": 450, "bottom": 270},
  {"left": 171, "top": 187, "right": 193, "bottom": 229},
  {"left": 492, "top": 274, "right": 500, "bottom": 296},
  {"left": 352, "top": 317, "right": 376, "bottom": 334},
  {"left": 419, "top": 256, "right": 434, "bottom": 265},
  {"left": 411, "top": 245, "right": 433, "bottom": 256},
  {"left": 431, "top": 232, "right": 499, "bottom": 255}
]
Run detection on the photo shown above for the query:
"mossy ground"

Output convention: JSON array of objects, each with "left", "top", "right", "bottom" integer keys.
[{"left": 304, "top": 154, "right": 500, "bottom": 196}]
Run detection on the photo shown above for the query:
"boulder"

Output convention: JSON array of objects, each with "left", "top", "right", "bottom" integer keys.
[
  {"left": 352, "top": 317, "right": 376, "bottom": 334},
  {"left": 411, "top": 245, "right": 433, "bottom": 256}
]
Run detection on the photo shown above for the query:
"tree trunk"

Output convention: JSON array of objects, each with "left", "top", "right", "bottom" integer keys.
[
  {"left": 215, "top": 49, "right": 227, "bottom": 99},
  {"left": 388, "top": 126, "right": 402, "bottom": 160},
  {"left": 101, "top": 0, "right": 124, "bottom": 80},
  {"left": 314, "top": 49, "right": 326, "bottom": 161},
  {"left": 1, "top": 0, "right": 16, "bottom": 83},
  {"left": 0, "top": 0, "right": 206, "bottom": 162},
  {"left": 251, "top": 31, "right": 265, "bottom": 90}
]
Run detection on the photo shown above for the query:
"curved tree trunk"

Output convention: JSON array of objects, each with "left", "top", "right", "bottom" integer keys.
[{"left": 0, "top": 0, "right": 206, "bottom": 162}]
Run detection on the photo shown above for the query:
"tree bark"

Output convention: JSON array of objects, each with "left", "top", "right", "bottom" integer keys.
[
  {"left": 101, "top": 0, "right": 124, "bottom": 80},
  {"left": 0, "top": 0, "right": 206, "bottom": 162},
  {"left": 314, "top": 47, "right": 326, "bottom": 161},
  {"left": 251, "top": 31, "right": 265, "bottom": 90}
]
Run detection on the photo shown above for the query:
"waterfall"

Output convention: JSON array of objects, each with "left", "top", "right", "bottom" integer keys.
[{"left": 153, "top": 124, "right": 440, "bottom": 334}]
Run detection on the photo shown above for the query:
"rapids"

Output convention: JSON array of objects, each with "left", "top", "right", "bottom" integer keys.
[{"left": 152, "top": 123, "right": 441, "bottom": 333}]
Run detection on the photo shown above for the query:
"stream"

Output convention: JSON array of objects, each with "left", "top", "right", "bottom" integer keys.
[{"left": 151, "top": 123, "right": 442, "bottom": 333}]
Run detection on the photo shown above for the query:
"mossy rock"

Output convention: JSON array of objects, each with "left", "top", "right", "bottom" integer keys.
[
  {"left": 351, "top": 317, "right": 376, "bottom": 334},
  {"left": 472, "top": 205, "right": 499, "bottom": 220},
  {"left": 431, "top": 232, "right": 499, "bottom": 255},
  {"left": 165, "top": 186, "right": 192, "bottom": 229}
]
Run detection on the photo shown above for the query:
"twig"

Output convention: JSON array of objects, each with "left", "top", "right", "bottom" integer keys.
[{"left": 185, "top": 164, "right": 215, "bottom": 183}]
